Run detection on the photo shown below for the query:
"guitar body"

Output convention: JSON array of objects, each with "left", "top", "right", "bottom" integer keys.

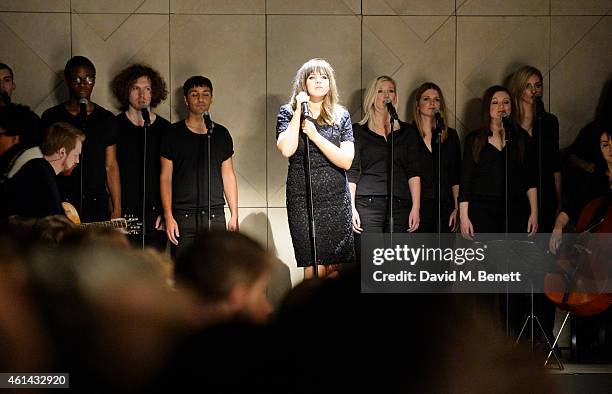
[{"left": 62, "top": 202, "right": 82, "bottom": 224}]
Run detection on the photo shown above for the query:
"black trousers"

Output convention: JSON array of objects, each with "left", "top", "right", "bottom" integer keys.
[
  {"left": 124, "top": 205, "right": 167, "bottom": 251},
  {"left": 354, "top": 196, "right": 410, "bottom": 264},
  {"left": 127, "top": 230, "right": 168, "bottom": 252},
  {"left": 171, "top": 207, "right": 226, "bottom": 260}
]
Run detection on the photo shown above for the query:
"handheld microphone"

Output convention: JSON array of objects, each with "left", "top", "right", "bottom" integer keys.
[
  {"left": 203, "top": 111, "right": 214, "bottom": 134},
  {"left": 384, "top": 99, "right": 399, "bottom": 121},
  {"left": 433, "top": 109, "right": 445, "bottom": 132},
  {"left": 301, "top": 101, "right": 310, "bottom": 118},
  {"left": 0, "top": 90, "right": 11, "bottom": 106},
  {"left": 79, "top": 98, "right": 88, "bottom": 126},
  {"left": 500, "top": 111, "right": 510, "bottom": 125},
  {"left": 140, "top": 107, "right": 151, "bottom": 127}
]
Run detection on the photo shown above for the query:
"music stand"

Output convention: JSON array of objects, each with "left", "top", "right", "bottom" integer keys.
[{"left": 484, "top": 238, "right": 564, "bottom": 369}]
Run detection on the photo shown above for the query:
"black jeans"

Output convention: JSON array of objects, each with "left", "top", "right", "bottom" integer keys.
[
  {"left": 171, "top": 207, "right": 226, "bottom": 260},
  {"left": 355, "top": 195, "right": 410, "bottom": 233},
  {"left": 354, "top": 196, "right": 410, "bottom": 264}
]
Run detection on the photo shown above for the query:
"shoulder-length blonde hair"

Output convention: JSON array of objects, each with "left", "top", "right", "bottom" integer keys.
[
  {"left": 508, "top": 65, "right": 543, "bottom": 126},
  {"left": 358, "top": 75, "right": 398, "bottom": 128},
  {"left": 412, "top": 82, "right": 449, "bottom": 143},
  {"left": 288, "top": 58, "right": 340, "bottom": 126}
]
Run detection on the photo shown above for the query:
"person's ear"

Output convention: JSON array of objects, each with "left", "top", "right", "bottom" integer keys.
[{"left": 59, "top": 147, "right": 66, "bottom": 158}]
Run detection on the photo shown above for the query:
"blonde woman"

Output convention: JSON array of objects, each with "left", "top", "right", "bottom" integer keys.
[
  {"left": 347, "top": 75, "right": 420, "bottom": 238},
  {"left": 276, "top": 59, "right": 355, "bottom": 278},
  {"left": 410, "top": 82, "right": 460, "bottom": 233},
  {"left": 509, "top": 66, "right": 561, "bottom": 232}
]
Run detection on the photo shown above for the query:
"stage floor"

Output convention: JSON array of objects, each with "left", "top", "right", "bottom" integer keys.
[{"left": 548, "top": 364, "right": 612, "bottom": 394}]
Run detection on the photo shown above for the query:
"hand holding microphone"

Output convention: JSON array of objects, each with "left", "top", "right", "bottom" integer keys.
[{"left": 296, "top": 91, "right": 310, "bottom": 118}]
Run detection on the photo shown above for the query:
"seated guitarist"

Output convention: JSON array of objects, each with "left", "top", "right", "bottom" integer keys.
[
  {"left": 4, "top": 122, "right": 84, "bottom": 219},
  {"left": 549, "top": 126, "right": 612, "bottom": 253}
]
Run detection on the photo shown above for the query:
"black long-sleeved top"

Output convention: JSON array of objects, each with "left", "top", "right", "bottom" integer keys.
[
  {"left": 412, "top": 123, "right": 461, "bottom": 203},
  {"left": 459, "top": 127, "right": 536, "bottom": 203},
  {"left": 527, "top": 112, "right": 561, "bottom": 231},
  {"left": 5, "top": 158, "right": 63, "bottom": 218},
  {"left": 347, "top": 121, "right": 419, "bottom": 200}
]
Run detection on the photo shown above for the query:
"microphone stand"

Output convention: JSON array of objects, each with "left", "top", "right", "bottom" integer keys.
[
  {"left": 203, "top": 113, "right": 214, "bottom": 231},
  {"left": 207, "top": 126, "right": 212, "bottom": 231},
  {"left": 141, "top": 111, "right": 150, "bottom": 249},
  {"left": 516, "top": 97, "right": 545, "bottom": 353},
  {"left": 78, "top": 98, "right": 88, "bottom": 216},
  {"left": 535, "top": 98, "right": 543, "bottom": 228},
  {"left": 502, "top": 114, "right": 511, "bottom": 337},
  {"left": 389, "top": 115, "right": 394, "bottom": 234},
  {"left": 434, "top": 116, "right": 443, "bottom": 235},
  {"left": 301, "top": 103, "right": 318, "bottom": 279}
]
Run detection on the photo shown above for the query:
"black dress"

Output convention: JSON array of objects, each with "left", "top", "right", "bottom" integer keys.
[
  {"left": 412, "top": 124, "right": 461, "bottom": 233},
  {"left": 276, "top": 104, "right": 354, "bottom": 267}
]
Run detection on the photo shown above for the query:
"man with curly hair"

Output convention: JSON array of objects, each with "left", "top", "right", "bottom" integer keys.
[{"left": 111, "top": 64, "right": 170, "bottom": 250}]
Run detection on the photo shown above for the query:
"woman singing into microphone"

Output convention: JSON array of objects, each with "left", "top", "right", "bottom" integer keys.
[
  {"left": 276, "top": 59, "right": 355, "bottom": 278},
  {"left": 459, "top": 85, "right": 538, "bottom": 239},
  {"left": 348, "top": 75, "right": 420, "bottom": 239},
  {"left": 410, "top": 82, "right": 461, "bottom": 233},
  {"left": 509, "top": 66, "right": 561, "bottom": 233}
]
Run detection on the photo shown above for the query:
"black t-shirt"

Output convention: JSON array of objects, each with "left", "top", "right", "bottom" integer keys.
[
  {"left": 412, "top": 124, "right": 461, "bottom": 203},
  {"left": 41, "top": 103, "right": 118, "bottom": 202},
  {"left": 161, "top": 120, "right": 233, "bottom": 212},
  {"left": 116, "top": 113, "right": 170, "bottom": 221},
  {"left": 347, "top": 121, "right": 419, "bottom": 200},
  {"left": 6, "top": 158, "right": 62, "bottom": 218}
]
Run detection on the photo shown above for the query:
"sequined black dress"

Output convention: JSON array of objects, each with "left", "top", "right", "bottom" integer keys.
[{"left": 276, "top": 104, "right": 355, "bottom": 267}]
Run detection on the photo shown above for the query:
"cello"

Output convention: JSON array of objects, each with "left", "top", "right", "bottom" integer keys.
[{"left": 545, "top": 191, "right": 612, "bottom": 316}]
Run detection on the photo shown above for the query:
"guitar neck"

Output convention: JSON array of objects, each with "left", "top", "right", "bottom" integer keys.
[{"left": 79, "top": 219, "right": 127, "bottom": 229}]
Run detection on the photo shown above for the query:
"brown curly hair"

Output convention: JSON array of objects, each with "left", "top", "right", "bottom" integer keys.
[{"left": 111, "top": 64, "right": 168, "bottom": 111}]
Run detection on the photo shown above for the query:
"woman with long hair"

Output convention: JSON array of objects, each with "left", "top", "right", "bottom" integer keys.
[
  {"left": 348, "top": 75, "right": 420, "bottom": 239},
  {"left": 509, "top": 66, "right": 561, "bottom": 232},
  {"left": 276, "top": 59, "right": 355, "bottom": 279},
  {"left": 410, "top": 82, "right": 461, "bottom": 233},
  {"left": 459, "top": 85, "right": 538, "bottom": 238}
]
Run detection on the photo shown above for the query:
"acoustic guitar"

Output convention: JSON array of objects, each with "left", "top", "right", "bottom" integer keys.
[{"left": 62, "top": 202, "right": 141, "bottom": 234}]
